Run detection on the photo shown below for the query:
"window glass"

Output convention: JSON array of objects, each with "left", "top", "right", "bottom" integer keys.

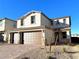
[
  {"left": 62, "top": 32, "right": 67, "bottom": 38},
  {"left": 31, "top": 16, "right": 35, "bottom": 24},
  {"left": 21, "top": 19, "right": 23, "bottom": 25}
]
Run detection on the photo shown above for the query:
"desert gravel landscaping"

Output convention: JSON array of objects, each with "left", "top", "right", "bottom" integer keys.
[
  {"left": 0, "top": 44, "right": 40, "bottom": 59},
  {"left": 0, "top": 44, "right": 79, "bottom": 59}
]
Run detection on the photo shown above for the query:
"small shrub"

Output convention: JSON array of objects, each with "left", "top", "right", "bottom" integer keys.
[
  {"left": 21, "top": 57, "right": 29, "bottom": 59},
  {"left": 48, "top": 56, "right": 56, "bottom": 59}
]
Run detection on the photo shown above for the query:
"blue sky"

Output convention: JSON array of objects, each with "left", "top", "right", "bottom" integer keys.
[{"left": 0, "top": 0, "right": 79, "bottom": 34}]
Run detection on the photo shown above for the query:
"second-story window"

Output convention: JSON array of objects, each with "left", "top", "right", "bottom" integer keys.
[
  {"left": 21, "top": 19, "right": 23, "bottom": 26},
  {"left": 31, "top": 16, "right": 35, "bottom": 24}
]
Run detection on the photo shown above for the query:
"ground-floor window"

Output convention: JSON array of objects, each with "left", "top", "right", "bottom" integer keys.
[{"left": 62, "top": 32, "right": 67, "bottom": 38}]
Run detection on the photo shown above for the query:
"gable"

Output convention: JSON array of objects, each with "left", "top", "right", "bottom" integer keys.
[
  {"left": 18, "top": 11, "right": 41, "bottom": 26},
  {"left": 17, "top": 11, "right": 42, "bottom": 28},
  {"left": 17, "top": 10, "right": 53, "bottom": 28},
  {"left": 20, "top": 11, "right": 41, "bottom": 20}
]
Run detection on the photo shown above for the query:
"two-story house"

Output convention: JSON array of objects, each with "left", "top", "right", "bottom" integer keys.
[
  {"left": 8, "top": 11, "right": 71, "bottom": 46},
  {"left": 0, "top": 18, "right": 16, "bottom": 43}
]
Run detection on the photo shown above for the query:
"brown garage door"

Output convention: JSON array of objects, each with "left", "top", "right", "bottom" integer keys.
[{"left": 24, "top": 31, "right": 42, "bottom": 45}]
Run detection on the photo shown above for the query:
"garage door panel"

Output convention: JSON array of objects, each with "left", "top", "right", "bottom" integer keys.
[
  {"left": 14, "top": 33, "right": 19, "bottom": 44},
  {"left": 24, "top": 31, "right": 42, "bottom": 45}
]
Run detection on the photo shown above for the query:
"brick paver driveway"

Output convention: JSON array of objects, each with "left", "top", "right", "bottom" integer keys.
[{"left": 0, "top": 44, "right": 40, "bottom": 59}]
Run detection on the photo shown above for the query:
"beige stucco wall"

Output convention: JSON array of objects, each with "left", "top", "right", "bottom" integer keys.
[
  {"left": 41, "top": 14, "right": 51, "bottom": 27},
  {"left": 17, "top": 13, "right": 41, "bottom": 28},
  {"left": 5, "top": 20, "right": 16, "bottom": 31},
  {"left": 0, "top": 19, "right": 16, "bottom": 32},
  {"left": 45, "top": 28, "right": 54, "bottom": 45}
]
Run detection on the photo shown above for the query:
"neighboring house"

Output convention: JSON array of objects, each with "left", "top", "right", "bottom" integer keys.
[
  {"left": 71, "top": 34, "right": 79, "bottom": 37},
  {"left": 0, "top": 18, "right": 16, "bottom": 43},
  {"left": 8, "top": 11, "right": 71, "bottom": 46},
  {"left": 71, "top": 34, "right": 79, "bottom": 43}
]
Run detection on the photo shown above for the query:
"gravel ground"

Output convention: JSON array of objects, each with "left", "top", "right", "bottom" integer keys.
[
  {"left": 0, "top": 44, "right": 40, "bottom": 59},
  {"left": 15, "top": 45, "right": 79, "bottom": 59},
  {"left": 0, "top": 44, "right": 79, "bottom": 59}
]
